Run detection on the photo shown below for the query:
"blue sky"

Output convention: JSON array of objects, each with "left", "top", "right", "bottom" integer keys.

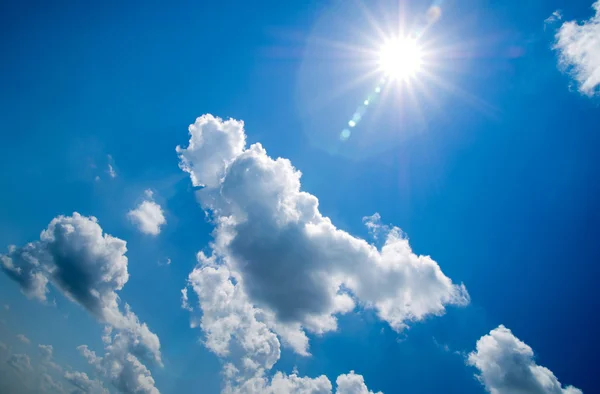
[{"left": 1, "top": 0, "right": 599, "bottom": 393}]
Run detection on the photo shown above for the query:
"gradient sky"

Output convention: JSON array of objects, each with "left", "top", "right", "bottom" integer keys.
[{"left": 1, "top": 1, "right": 599, "bottom": 394}]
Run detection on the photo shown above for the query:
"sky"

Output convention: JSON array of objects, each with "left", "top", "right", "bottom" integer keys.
[{"left": 0, "top": 0, "right": 599, "bottom": 393}]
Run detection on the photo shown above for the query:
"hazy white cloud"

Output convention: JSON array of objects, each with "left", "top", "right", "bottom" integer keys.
[
  {"left": 3, "top": 304, "right": 9, "bottom": 311},
  {"left": 0, "top": 339, "right": 107, "bottom": 394},
  {"left": 128, "top": 191, "right": 166, "bottom": 236},
  {"left": 17, "top": 334, "right": 31, "bottom": 345},
  {"left": 553, "top": 1, "right": 600, "bottom": 96},
  {"left": 0, "top": 213, "right": 161, "bottom": 393},
  {"left": 108, "top": 164, "right": 116, "bottom": 178},
  {"left": 8, "top": 353, "right": 32, "bottom": 374},
  {"left": 545, "top": 10, "right": 563, "bottom": 27},
  {"left": 64, "top": 370, "right": 108, "bottom": 394},
  {"left": 179, "top": 114, "right": 465, "bottom": 393},
  {"left": 38, "top": 344, "right": 61, "bottom": 373},
  {"left": 468, "top": 325, "right": 582, "bottom": 394},
  {"left": 107, "top": 155, "right": 117, "bottom": 178},
  {"left": 40, "top": 373, "right": 65, "bottom": 394}
]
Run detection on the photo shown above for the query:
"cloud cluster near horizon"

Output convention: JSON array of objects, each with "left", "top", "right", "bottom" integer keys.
[{"left": 0, "top": 213, "right": 161, "bottom": 393}]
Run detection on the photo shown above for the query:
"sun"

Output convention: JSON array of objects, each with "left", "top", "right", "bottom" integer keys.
[{"left": 378, "top": 37, "right": 423, "bottom": 81}]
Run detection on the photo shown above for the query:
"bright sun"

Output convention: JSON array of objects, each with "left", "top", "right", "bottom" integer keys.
[{"left": 378, "top": 37, "right": 423, "bottom": 81}]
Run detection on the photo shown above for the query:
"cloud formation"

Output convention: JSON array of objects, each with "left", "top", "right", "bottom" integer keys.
[
  {"left": 178, "top": 114, "right": 467, "bottom": 392},
  {"left": 468, "top": 325, "right": 582, "bottom": 394},
  {"left": 0, "top": 213, "right": 161, "bottom": 393},
  {"left": 553, "top": 1, "right": 600, "bottom": 96},
  {"left": 17, "top": 334, "right": 31, "bottom": 344},
  {"left": 128, "top": 190, "right": 167, "bottom": 235},
  {"left": 79, "top": 328, "right": 159, "bottom": 394},
  {"left": 64, "top": 370, "right": 109, "bottom": 394}
]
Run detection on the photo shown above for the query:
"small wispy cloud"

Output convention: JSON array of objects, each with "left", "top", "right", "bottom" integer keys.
[
  {"left": 545, "top": 10, "right": 563, "bottom": 28},
  {"left": 107, "top": 164, "right": 116, "bottom": 178},
  {"left": 107, "top": 154, "right": 117, "bottom": 178},
  {"left": 16, "top": 334, "right": 30, "bottom": 345}
]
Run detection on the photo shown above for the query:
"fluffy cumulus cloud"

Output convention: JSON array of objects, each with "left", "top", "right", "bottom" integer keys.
[
  {"left": 0, "top": 213, "right": 161, "bottom": 393},
  {"left": 79, "top": 337, "right": 158, "bottom": 394},
  {"left": 128, "top": 190, "right": 167, "bottom": 235},
  {"left": 468, "top": 325, "right": 582, "bottom": 394},
  {"left": 553, "top": 1, "right": 600, "bottom": 96},
  {"left": 223, "top": 370, "right": 381, "bottom": 394},
  {"left": 178, "top": 114, "right": 468, "bottom": 392},
  {"left": 335, "top": 372, "right": 382, "bottom": 394}
]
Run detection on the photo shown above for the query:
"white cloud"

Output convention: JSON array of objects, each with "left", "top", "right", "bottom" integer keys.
[
  {"left": 8, "top": 353, "right": 32, "bottom": 374},
  {"left": 179, "top": 114, "right": 466, "bottom": 393},
  {"left": 17, "top": 334, "right": 30, "bottom": 345},
  {"left": 78, "top": 329, "right": 159, "bottom": 394},
  {"left": 1, "top": 243, "right": 50, "bottom": 302},
  {"left": 108, "top": 165, "right": 117, "bottom": 178},
  {"left": 38, "top": 344, "right": 61, "bottom": 373},
  {"left": 107, "top": 155, "right": 117, "bottom": 178},
  {"left": 64, "top": 370, "right": 108, "bottom": 394},
  {"left": 468, "top": 325, "right": 582, "bottom": 394},
  {"left": 180, "top": 288, "right": 193, "bottom": 312},
  {"left": 128, "top": 191, "right": 166, "bottom": 236},
  {"left": 545, "top": 10, "right": 563, "bottom": 28},
  {"left": 178, "top": 114, "right": 468, "bottom": 353},
  {"left": 336, "top": 372, "right": 382, "bottom": 394},
  {"left": 223, "top": 370, "right": 381, "bottom": 394},
  {"left": 0, "top": 213, "right": 161, "bottom": 393},
  {"left": 40, "top": 373, "right": 65, "bottom": 393},
  {"left": 553, "top": 1, "right": 600, "bottom": 96},
  {"left": 3, "top": 304, "right": 9, "bottom": 311}
]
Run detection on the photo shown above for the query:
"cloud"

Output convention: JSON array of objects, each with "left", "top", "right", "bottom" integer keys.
[
  {"left": 4, "top": 304, "right": 9, "bottom": 310},
  {"left": 0, "top": 213, "right": 161, "bottom": 393},
  {"left": 107, "top": 155, "right": 117, "bottom": 179},
  {"left": 108, "top": 164, "right": 116, "bottom": 178},
  {"left": 180, "top": 288, "right": 193, "bottom": 312},
  {"left": 0, "top": 338, "right": 109, "bottom": 394},
  {"left": 78, "top": 329, "right": 159, "bottom": 394},
  {"left": 222, "top": 370, "right": 381, "bottom": 394},
  {"left": 545, "top": 10, "right": 563, "bottom": 28},
  {"left": 336, "top": 372, "right": 382, "bottom": 394},
  {"left": 179, "top": 114, "right": 466, "bottom": 392},
  {"left": 468, "top": 325, "right": 582, "bottom": 394},
  {"left": 178, "top": 114, "right": 468, "bottom": 353},
  {"left": 127, "top": 190, "right": 167, "bottom": 235},
  {"left": 17, "top": 334, "right": 31, "bottom": 344},
  {"left": 64, "top": 370, "right": 109, "bottom": 394},
  {"left": 553, "top": 1, "right": 600, "bottom": 96},
  {"left": 7, "top": 353, "right": 32, "bottom": 374},
  {"left": 1, "top": 243, "right": 50, "bottom": 301}
]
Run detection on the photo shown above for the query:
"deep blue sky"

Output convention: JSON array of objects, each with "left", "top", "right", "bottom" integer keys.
[{"left": 1, "top": 0, "right": 598, "bottom": 393}]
